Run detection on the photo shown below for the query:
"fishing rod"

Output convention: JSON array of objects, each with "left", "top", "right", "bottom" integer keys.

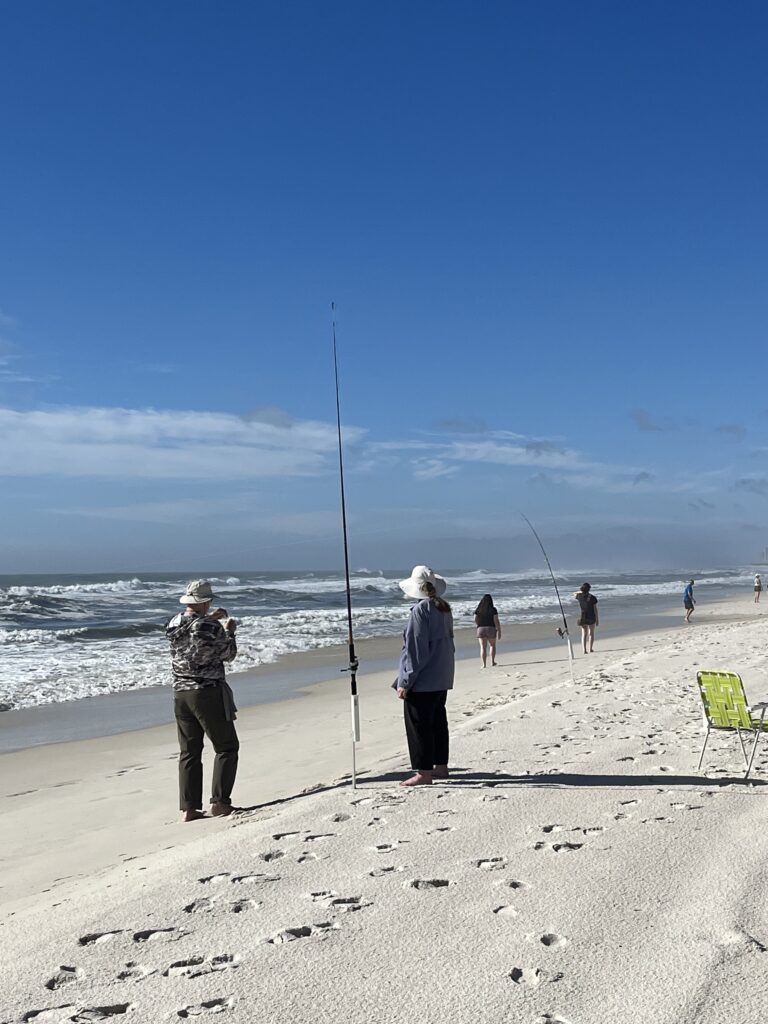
[
  {"left": 521, "top": 514, "right": 575, "bottom": 683},
  {"left": 332, "top": 303, "right": 361, "bottom": 788}
]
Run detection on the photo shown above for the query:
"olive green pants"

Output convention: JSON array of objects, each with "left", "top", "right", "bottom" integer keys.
[{"left": 174, "top": 686, "right": 240, "bottom": 811}]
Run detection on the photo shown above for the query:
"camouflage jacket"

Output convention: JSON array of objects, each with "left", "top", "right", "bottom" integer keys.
[{"left": 166, "top": 612, "right": 237, "bottom": 690}]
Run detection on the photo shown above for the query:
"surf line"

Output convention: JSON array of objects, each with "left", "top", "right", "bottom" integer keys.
[
  {"left": 332, "top": 303, "right": 362, "bottom": 788},
  {"left": 521, "top": 513, "right": 575, "bottom": 683}
]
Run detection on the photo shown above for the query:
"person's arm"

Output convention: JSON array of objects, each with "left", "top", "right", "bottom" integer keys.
[
  {"left": 396, "top": 604, "right": 430, "bottom": 697},
  {"left": 191, "top": 618, "right": 237, "bottom": 665},
  {"left": 593, "top": 598, "right": 599, "bottom": 626},
  {"left": 474, "top": 612, "right": 481, "bottom": 625},
  {"left": 493, "top": 613, "right": 501, "bottom": 638}
]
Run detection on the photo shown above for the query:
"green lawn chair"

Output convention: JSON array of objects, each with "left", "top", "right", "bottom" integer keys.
[{"left": 696, "top": 670, "right": 768, "bottom": 779}]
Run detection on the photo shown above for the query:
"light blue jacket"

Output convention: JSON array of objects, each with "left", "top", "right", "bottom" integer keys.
[{"left": 394, "top": 599, "right": 455, "bottom": 693}]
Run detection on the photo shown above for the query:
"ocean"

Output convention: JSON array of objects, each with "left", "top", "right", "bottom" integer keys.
[{"left": 0, "top": 567, "right": 755, "bottom": 712}]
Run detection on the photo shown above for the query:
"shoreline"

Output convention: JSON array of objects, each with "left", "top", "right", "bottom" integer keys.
[
  {"left": 0, "top": 590, "right": 753, "bottom": 754},
  {"left": 0, "top": 593, "right": 761, "bottom": 919}
]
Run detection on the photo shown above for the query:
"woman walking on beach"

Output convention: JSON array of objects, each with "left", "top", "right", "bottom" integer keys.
[
  {"left": 575, "top": 582, "right": 598, "bottom": 654},
  {"left": 394, "top": 566, "right": 455, "bottom": 787},
  {"left": 683, "top": 579, "right": 696, "bottom": 622},
  {"left": 474, "top": 593, "right": 501, "bottom": 667},
  {"left": 755, "top": 574, "right": 762, "bottom": 603}
]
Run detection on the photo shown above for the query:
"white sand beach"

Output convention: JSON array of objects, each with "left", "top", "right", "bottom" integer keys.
[{"left": 3, "top": 597, "right": 768, "bottom": 1022}]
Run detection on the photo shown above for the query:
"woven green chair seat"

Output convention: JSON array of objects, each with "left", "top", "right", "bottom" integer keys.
[{"left": 697, "top": 671, "right": 768, "bottom": 731}]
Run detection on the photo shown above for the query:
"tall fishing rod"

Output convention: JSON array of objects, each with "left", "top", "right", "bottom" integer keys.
[
  {"left": 332, "top": 303, "right": 361, "bottom": 787},
  {"left": 521, "top": 513, "right": 575, "bottom": 683}
]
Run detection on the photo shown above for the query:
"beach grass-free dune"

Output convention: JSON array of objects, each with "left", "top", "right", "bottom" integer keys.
[{"left": 3, "top": 598, "right": 768, "bottom": 1023}]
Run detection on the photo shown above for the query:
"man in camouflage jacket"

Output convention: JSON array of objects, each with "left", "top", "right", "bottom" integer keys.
[{"left": 166, "top": 579, "right": 239, "bottom": 821}]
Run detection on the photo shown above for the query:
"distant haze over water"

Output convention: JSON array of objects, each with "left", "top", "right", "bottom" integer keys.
[{"left": 0, "top": 567, "right": 754, "bottom": 712}]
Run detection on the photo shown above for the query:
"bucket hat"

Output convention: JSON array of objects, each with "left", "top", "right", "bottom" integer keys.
[
  {"left": 398, "top": 565, "right": 447, "bottom": 600},
  {"left": 179, "top": 579, "right": 217, "bottom": 605}
]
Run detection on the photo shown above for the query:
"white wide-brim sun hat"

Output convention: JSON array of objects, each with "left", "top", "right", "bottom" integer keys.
[
  {"left": 398, "top": 565, "right": 447, "bottom": 600},
  {"left": 179, "top": 579, "right": 218, "bottom": 605}
]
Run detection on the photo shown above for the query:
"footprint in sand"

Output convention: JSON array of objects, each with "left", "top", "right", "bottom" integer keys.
[
  {"left": 22, "top": 1008, "right": 78, "bottom": 1023},
  {"left": 198, "top": 873, "right": 230, "bottom": 885},
  {"left": 258, "top": 850, "right": 285, "bottom": 862},
  {"left": 493, "top": 905, "right": 517, "bottom": 918},
  {"left": 232, "top": 874, "right": 279, "bottom": 885},
  {"left": 406, "top": 879, "right": 452, "bottom": 890},
  {"left": 272, "top": 831, "right": 300, "bottom": 841},
  {"left": 330, "top": 813, "right": 350, "bottom": 823},
  {"left": 78, "top": 931, "right": 123, "bottom": 947},
  {"left": 540, "top": 933, "right": 568, "bottom": 949},
  {"left": 367, "top": 866, "right": 404, "bottom": 877},
  {"left": 45, "top": 967, "right": 85, "bottom": 991},
  {"left": 183, "top": 899, "right": 215, "bottom": 914},
  {"left": 261, "top": 922, "right": 340, "bottom": 945},
  {"left": 327, "top": 896, "right": 370, "bottom": 912},
  {"left": 177, "top": 997, "right": 234, "bottom": 1018},
  {"left": 116, "top": 962, "right": 156, "bottom": 982},
  {"left": 70, "top": 1007, "right": 133, "bottom": 1022},
  {"left": 475, "top": 857, "right": 507, "bottom": 871},
  {"left": 508, "top": 967, "right": 541, "bottom": 987},
  {"left": 164, "top": 955, "right": 238, "bottom": 979},
  {"left": 427, "top": 826, "right": 455, "bottom": 835},
  {"left": 538, "top": 1016, "right": 573, "bottom": 1024},
  {"left": 304, "top": 834, "right": 336, "bottom": 843},
  {"left": 132, "top": 928, "right": 180, "bottom": 943},
  {"left": 541, "top": 825, "right": 565, "bottom": 834},
  {"left": 307, "top": 890, "right": 337, "bottom": 902}
]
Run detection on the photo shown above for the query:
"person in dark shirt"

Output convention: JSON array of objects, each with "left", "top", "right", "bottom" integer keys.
[
  {"left": 474, "top": 593, "right": 501, "bottom": 668},
  {"left": 683, "top": 580, "right": 695, "bottom": 623},
  {"left": 574, "top": 582, "right": 598, "bottom": 654}
]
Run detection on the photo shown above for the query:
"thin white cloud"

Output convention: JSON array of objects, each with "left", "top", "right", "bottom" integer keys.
[
  {"left": 411, "top": 459, "right": 459, "bottom": 480},
  {"left": 0, "top": 405, "right": 366, "bottom": 479}
]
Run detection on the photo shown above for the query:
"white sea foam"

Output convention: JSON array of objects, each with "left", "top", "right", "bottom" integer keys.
[{"left": 0, "top": 567, "right": 753, "bottom": 711}]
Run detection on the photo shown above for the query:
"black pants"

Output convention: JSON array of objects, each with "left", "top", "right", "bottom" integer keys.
[
  {"left": 174, "top": 686, "right": 240, "bottom": 811},
  {"left": 403, "top": 690, "right": 449, "bottom": 771}
]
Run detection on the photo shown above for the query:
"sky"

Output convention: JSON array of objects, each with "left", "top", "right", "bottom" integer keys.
[{"left": 1, "top": 0, "right": 768, "bottom": 572}]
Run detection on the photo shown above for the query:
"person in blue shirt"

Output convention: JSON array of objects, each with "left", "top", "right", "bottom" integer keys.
[
  {"left": 683, "top": 580, "right": 696, "bottom": 623},
  {"left": 394, "top": 565, "right": 455, "bottom": 787}
]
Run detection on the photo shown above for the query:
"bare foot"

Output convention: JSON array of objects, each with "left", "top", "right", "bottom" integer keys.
[
  {"left": 210, "top": 802, "right": 234, "bottom": 817},
  {"left": 182, "top": 809, "right": 207, "bottom": 823},
  {"left": 400, "top": 772, "right": 433, "bottom": 787},
  {"left": 433, "top": 765, "right": 449, "bottom": 779}
]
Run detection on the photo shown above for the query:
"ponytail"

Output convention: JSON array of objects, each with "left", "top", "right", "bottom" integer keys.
[{"left": 424, "top": 581, "right": 451, "bottom": 614}]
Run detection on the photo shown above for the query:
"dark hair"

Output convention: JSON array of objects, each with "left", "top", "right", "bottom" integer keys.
[
  {"left": 424, "top": 581, "right": 451, "bottom": 614},
  {"left": 475, "top": 593, "right": 495, "bottom": 616},
  {"left": 580, "top": 582, "right": 591, "bottom": 593}
]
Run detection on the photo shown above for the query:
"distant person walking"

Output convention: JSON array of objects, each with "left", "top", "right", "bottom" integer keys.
[
  {"left": 394, "top": 566, "right": 455, "bottom": 787},
  {"left": 683, "top": 579, "right": 696, "bottom": 623},
  {"left": 474, "top": 593, "right": 501, "bottom": 667},
  {"left": 755, "top": 574, "right": 763, "bottom": 604},
  {"left": 574, "top": 582, "right": 598, "bottom": 654},
  {"left": 166, "top": 579, "right": 239, "bottom": 822}
]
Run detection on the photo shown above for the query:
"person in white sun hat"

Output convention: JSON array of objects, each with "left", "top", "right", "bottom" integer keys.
[{"left": 393, "top": 565, "right": 455, "bottom": 787}]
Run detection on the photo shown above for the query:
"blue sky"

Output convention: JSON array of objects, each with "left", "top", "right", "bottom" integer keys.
[{"left": 1, "top": 1, "right": 768, "bottom": 572}]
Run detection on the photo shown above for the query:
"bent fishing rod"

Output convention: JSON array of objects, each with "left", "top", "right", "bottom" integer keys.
[
  {"left": 521, "top": 513, "right": 575, "bottom": 683},
  {"left": 332, "top": 303, "right": 361, "bottom": 787}
]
